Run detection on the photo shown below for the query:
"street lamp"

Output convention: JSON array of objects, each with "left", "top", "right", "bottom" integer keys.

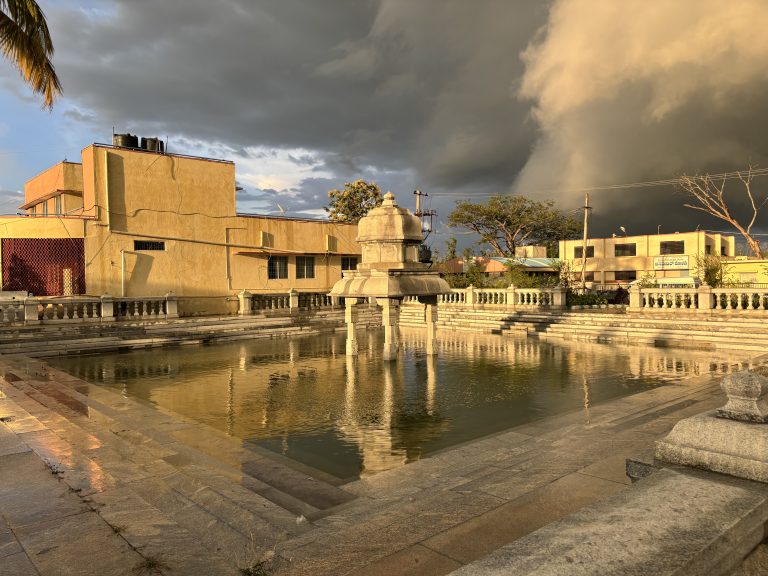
[{"left": 619, "top": 226, "right": 627, "bottom": 237}]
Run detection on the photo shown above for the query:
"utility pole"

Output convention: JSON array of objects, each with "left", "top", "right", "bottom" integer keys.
[
  {"left": 413, "top": 190, "right": 437, "bottom": 241},
  {"left": 580, "top": 192, "right": 591, "bottom": 290}
]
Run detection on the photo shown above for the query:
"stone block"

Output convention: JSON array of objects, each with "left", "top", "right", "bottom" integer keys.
[{"left": 655, "top": 411, "right": 768, "bottom": 482}]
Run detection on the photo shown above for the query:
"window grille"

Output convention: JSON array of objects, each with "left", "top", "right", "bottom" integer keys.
[
  {"left": 614, "top": 243, "right": 636, "bottom": 257},
  {"left": 134, "top": 240, "right": 165, "bottom": 251},
  {"left": 268, "top": 256, "right": 288, "bottom": 279},
  {"left": 296, "top": 256, "right": 315, "bottom": 279},
  {"left": 660, "top": 241, "right": 685, "bottom": 255},
  {"left": 574, "top": 246, "right": 594, "bottom": 259}
]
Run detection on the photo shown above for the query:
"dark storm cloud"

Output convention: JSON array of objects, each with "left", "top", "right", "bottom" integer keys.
[
  {"left": 14, "top": 0, "right": 768, "bottom": 248},
  {"left": 42, "top": 1, "right": 547, "bottom": 195}
]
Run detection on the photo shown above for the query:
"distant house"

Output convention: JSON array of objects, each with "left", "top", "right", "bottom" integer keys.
[{"left": 439, "top": 245, "right": 558, "bottom": 279}]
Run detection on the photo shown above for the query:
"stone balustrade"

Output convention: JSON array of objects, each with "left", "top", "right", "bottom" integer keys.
[
  {"left": 420, "top": 285, "right": 565, "bottom": 311},
  {"left": 0, "top": 293, "right": 179, "bottom": 325},
  {"left": 238, "top": 289, "right": 340, "bottom": 315},
  {"left": 630, "top": 284, "right": 768, "bottom": 313}
]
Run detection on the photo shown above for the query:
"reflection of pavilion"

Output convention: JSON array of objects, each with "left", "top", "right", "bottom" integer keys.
[{"left": 51, "top": 329, "right": 756, "bottom": 478}]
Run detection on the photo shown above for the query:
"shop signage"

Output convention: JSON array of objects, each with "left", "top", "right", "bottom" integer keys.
[{"left": 653, "top": 255, "right": 689, "bottom": 270}]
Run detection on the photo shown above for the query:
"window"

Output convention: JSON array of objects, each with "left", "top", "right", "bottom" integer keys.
[
  {"left": 614, "top": 271, "right": 637, "bottom": 282},
  {"left": 29, "top": 205, "right": 36, "bottom": 216},
  {"left": 133, "top": 240, "right": 165, "bottom": 251},
  {"left": 268, "top": 256, "right": 288, "bottom": 279},
  {"left": 295, "top": 256, "right": 315, "bottom": 279},
  {"left": 42, "top": 202, "right": 48, "bottom": 216},
  {"left": 721, "top": 246, "right": 727, "bottom": 256},
  {"left": 574, "top": 246, "right": 594, "bottom": 259},
  {"left": 582, "top": 272, "right": 595, "bottom": 282},
  {"left": 705, "top": 245, "right": 712, "bottom": 255},
  {"left": 660, "top": 241, "right": 685, "bottom": 255},
  {"left": 341, "top": 256, "right": 358, "bottom": 271},
  {"left": 614, "top": 243, "right": 636, "bottom": 257},
  {"left": 54, "top": 195, "right": 62, "bottom": 215}
]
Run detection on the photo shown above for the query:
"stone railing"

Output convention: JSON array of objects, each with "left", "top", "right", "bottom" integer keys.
[
  {"left": 630, "top": 284, "right": 768, "bottom": 312},
  {"left": 0, "top": 293, "right": 179, "bottom": 325},
  {"left": 416, "top": 285, "right": 565, "bottom": 310},
  {"left": 238, "top": 289, "right": 340, "bottom": 315}
]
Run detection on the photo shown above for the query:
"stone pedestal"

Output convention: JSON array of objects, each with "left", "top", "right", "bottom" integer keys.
[
  {"left": 238, "top": 290, "right": 253, "bottom": 315},
  {"left": 425, "top": 303, "right": 438, "bottom": 355},
  {"left": 100, "top": 294, "right": 116, "bottom": 322},
  {"left": 655, "top": 368, "right": 768, "bottom": 482},
  {"left": 165, "top": 292, "right": 179, "bottom": 318},
  {"left": 345, "top": 298, "right": 359, "bottom": 356},
  {"left": 379, "top": 298, "right": 400, "bottom": 361}
]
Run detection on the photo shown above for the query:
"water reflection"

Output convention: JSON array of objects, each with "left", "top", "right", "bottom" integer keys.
[{"left": 48, "top": 328, "right": 755, "bottom": 479}]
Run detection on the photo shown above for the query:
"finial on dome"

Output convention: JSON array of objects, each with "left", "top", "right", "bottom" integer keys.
[{"left": 382, "top": 191, "right": 396, "bottom": 206}]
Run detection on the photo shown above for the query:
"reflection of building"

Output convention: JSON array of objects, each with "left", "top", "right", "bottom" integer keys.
[
  {"left": 4, "top": 138, "right": 360, "bottom": 314},
  {"left": 559, "top": 231, "right": 735, "bottom": 285}
]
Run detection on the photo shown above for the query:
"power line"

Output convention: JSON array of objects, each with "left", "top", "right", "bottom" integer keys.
[{"left": 429, "top": 167, "right": 768, "bottom": 199}]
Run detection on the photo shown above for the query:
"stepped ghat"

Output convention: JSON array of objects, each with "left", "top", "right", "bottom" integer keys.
[{"left": 330, "top": 192, "right": 449, "bottom": 359}]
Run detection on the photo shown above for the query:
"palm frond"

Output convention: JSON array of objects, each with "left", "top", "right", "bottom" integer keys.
[{"left": 0, "top": 0, "right": 61, "bottom": 109}]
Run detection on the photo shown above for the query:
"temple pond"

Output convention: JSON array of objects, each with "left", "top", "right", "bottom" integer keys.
[{"left": 47, "top": 328, "right": 747, "bottom": 480}]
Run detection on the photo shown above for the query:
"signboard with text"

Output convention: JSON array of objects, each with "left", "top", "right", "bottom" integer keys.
[{"left": 653, "top": 255, "right": 689, "bottom": 270}]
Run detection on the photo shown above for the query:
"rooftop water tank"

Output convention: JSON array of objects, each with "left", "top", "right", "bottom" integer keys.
[{"left": 113, "top": 133, "right": 139, "bottom": 148}]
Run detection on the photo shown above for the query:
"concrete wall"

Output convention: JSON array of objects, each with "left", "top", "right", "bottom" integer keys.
[{"left": 559, "top": 231, "right": 736, "bottom": 283}]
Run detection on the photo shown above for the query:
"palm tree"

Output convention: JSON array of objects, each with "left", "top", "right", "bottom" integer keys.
[{"left": 0, "top": 0, "right": 61, "bottom": 109}]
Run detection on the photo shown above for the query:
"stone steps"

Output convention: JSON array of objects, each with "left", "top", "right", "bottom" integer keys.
[{"left": 0, "top": 359, "right": 360, "bottom": 573}]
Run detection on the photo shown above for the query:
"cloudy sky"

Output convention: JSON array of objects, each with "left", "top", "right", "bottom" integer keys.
[{"left": 3, "top": 0, "right": 768, "bottom": 251}]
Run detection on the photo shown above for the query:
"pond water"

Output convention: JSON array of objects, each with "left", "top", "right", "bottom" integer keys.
[{"left": 48, "top": 329, "right": 747, "bottom": 480}]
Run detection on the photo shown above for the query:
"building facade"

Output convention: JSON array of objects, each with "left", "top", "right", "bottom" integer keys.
[
  {"left": 559, "top": 231, "right": 736, "bottom": 285},
  {"left": 2, "top": 140, "right": 361, "bottom": 315}
]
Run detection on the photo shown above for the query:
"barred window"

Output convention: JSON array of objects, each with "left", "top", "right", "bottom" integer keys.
[
  {"left": 134, "top": 240, "right": 165, "bottom": 251},
  {"left": 296, "top": 256, "right": 315, "bottom": 279},
  {"left": 614, "top": 270, "right": 637, "bottom": 282},
  {"left": 574, "top": 246, "right": 594, "bottom": 259},
  {"left": 268, "top": 256, "right": 288, "bottom": 279},
  {"left": 614, "top": 243, "right": 636, "bottom": 257},
  {"left": 341, "top": 256, "right": 358, "bottom": 270},
  {"left": 660, "top": 241, "right": 685, "bottom": 255}
]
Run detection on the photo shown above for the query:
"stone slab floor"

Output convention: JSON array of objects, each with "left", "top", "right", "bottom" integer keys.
[{"left": 0, "top": 352, "right": 755, "bottom": 576}]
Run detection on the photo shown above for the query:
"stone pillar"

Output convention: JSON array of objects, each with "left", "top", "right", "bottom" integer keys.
[
  {"left": 552, "top": 286, "right": 566, "bottom": 309},
  {"left": 466, "top": 285, "right": 475, "bottom": 308},
  {"left": 697, "top": 283, "right": 713, "bottom": 311},
  {"left": 506, "top": 284, "right": 517, "bottom": 310},
  {"left": 379, "top": 297, "right": 401, "bottom": 361},
  {"left": 289, "top": 289, "right": 300, "bottom": 313},
  {"left": 629, "top": 285, "right": 642, "bottom": 309},
  {"left": 23, "top": 298, "right": 38, "bottom": 324},
  {"left": 238, "top": 290, "right": 253, "bottom": 315},
  {"left": 345, "top": 298, "right": 359, "bottom": 356},
  {"left": 165, "top": 292, "right": 179, "bottom": 319},
  {"left": 100, "top": 294, "right": 116, "bottom": 322},
  {"left": 425, "top": 303, "right": 438, "bottom": 355}
]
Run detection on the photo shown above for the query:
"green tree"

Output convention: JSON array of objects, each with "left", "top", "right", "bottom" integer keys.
[
  {"left": 448, "top": 195, "right": 581, "bottom": 257},
  {"left": 445, "top": 237, "right": 457, "bottom": 260},
  {"left": 1, "top": 0, "right": 61, "bottom": 109},
  {"left": 694, "top": 254, "right": 732, "bottom": 287},
  {"left": 325, "top": 180, "right": 383, "bottom": 223}
]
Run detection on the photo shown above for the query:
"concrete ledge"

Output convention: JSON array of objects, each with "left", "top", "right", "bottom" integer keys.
[{"left": 450, "top": 468, "right": 768, "bottom": 576}]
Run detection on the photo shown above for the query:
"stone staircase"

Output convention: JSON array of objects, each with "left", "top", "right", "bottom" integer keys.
[
  {"left": 0, "top": 307, "right": 382, "bottom": 358},
  {"left": 400, "top": 305, "right": 768, "bottom": 352},
  {"left": 0, "top": 356, "right": 360, "bottom": 575}
]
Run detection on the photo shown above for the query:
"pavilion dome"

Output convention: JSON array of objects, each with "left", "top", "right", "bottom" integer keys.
[{"left": 356, "top": 192, "right": 423, "bottom": 244}]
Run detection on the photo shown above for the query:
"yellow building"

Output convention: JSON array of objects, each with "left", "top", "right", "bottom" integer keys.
[
  {"left": 1, "top": 138, "right": 361, "bottom": 315},
  {"left": 558, "top": 231, "right": 736, "bottom": 285},
  {"left": 723, "top": 257, "right": 768, "bottom": 285}
]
